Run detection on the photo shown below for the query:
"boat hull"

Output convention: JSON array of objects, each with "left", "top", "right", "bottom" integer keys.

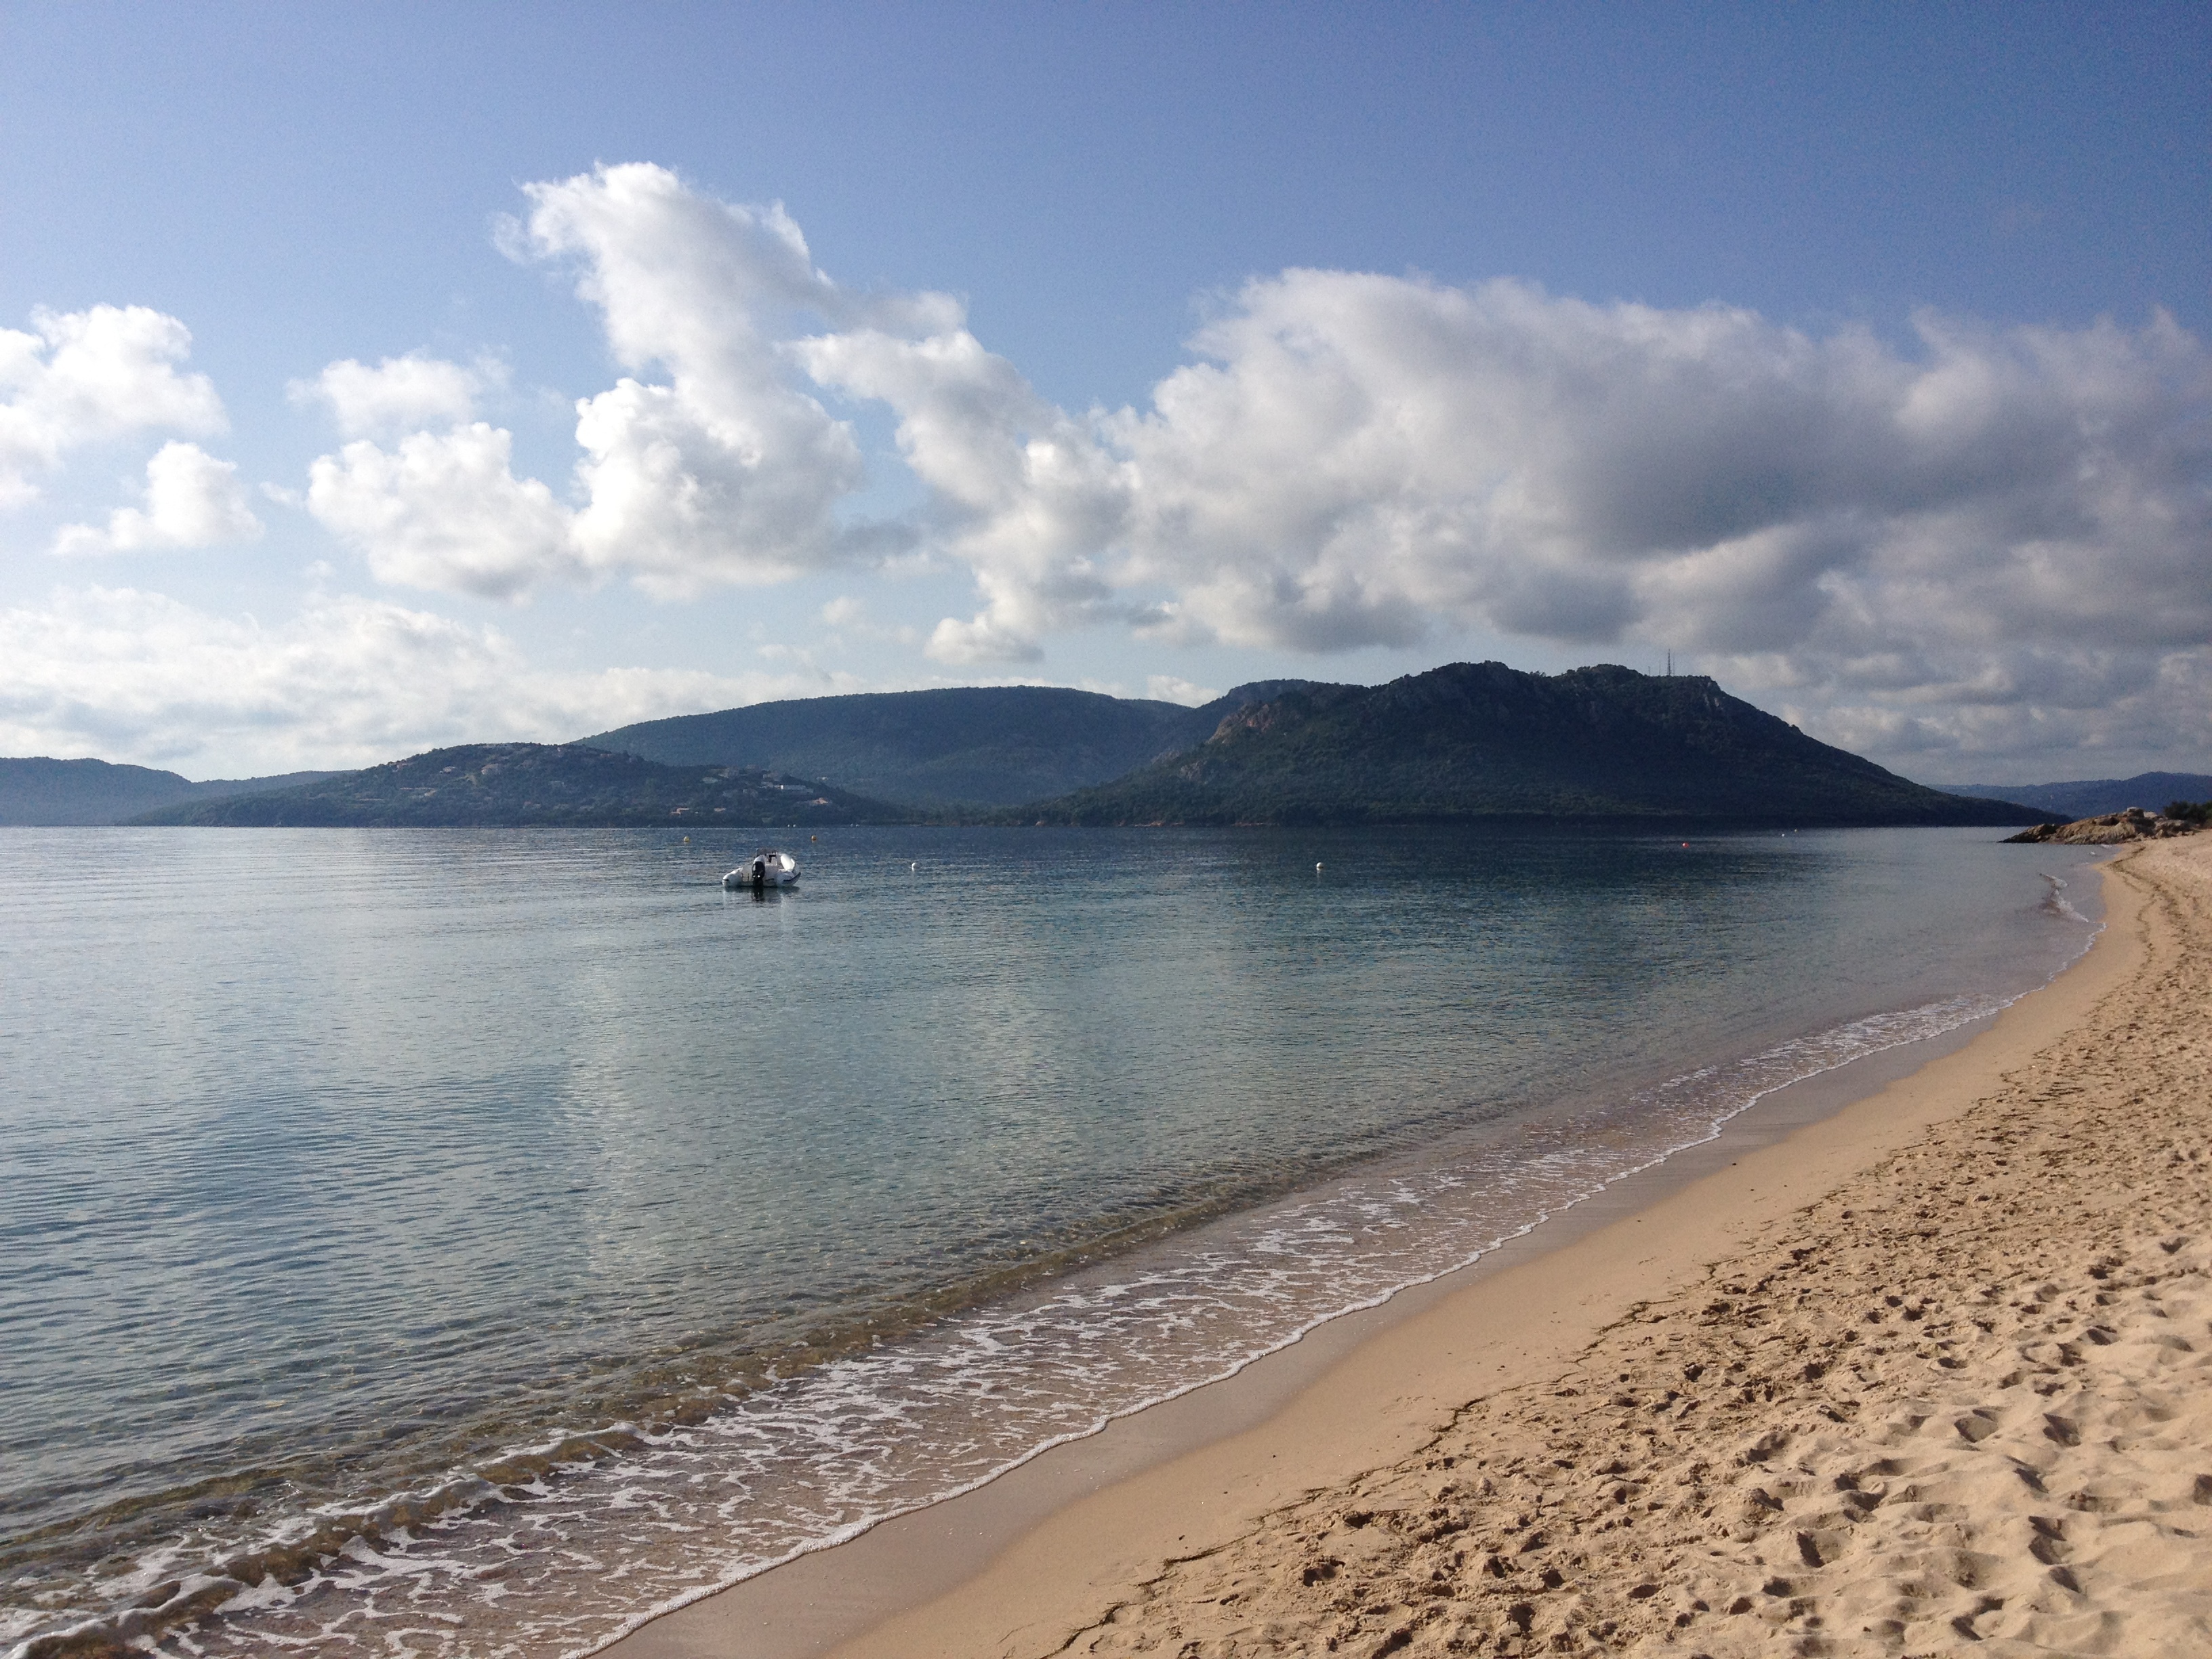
[{"left": 722, "top": 851, "right": 800, "bottom": 889}]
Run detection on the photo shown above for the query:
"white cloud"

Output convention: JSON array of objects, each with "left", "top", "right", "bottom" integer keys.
[
  {"left": 795, "top": 270, "right": 2210, "bottom": 768},
  {"left": 306, "top": 164, "right": 941, "bottom": 602},
  {"left": 0, "top": 584, "right": 865, "bottom": 775},
  {"left": 794, "top": 326, "right": 1130, "bottom": 661},
  {"left": 1145, "top": 675, "right": 1222, "bottom": 707},
  {"left": 267, "top": 173, "right": 2209, "bottom": 773},
  {"left": 527, "top": 163, "right": 940, "bottom": 598},
  {"left": 52, "top": 441, "right": 262, "bottom": 556},
  {"left": 1766, "top": 644, "right": 2212, "bottom": 778},
  {"left": 819, "top": 594, "right": 920, "bottom": 645},
  {"left": 306, "top": 424, "right": 579, "bottom": 599},
  {"left": 0, "top": 305, "right": 226, "bottom": 506},
  {"left": 294, "top": 353, "right": 485, "bottom": 437}
]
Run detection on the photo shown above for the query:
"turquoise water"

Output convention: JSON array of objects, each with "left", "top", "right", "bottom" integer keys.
[{"left": 0, "top": 825, "right": 2099, "bottom": 1657}]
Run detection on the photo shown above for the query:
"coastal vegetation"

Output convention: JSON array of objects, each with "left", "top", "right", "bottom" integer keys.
[
  {"left": 1010, "top": 663, "right": 2043, "bottom": 827},
  {"left": 105, "top": 665, "right": 2062, "bottom": 830},
  {"left": 130, "top": 743, "right": 908, "bottom": 827},
  {"left": 584, "top": 682, "right": 1311, "bottom": 807},
  {"left": 0, "top": 756, "right": 340, "bottom": 825}
]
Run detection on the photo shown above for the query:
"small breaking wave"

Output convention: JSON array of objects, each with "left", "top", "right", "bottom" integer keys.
[
  {"left": 9, "top": 925, "right": 2100, "bottom": 1659},
  {"left": 2041, "top": 871, "right": 2093, "bottom": 926}
]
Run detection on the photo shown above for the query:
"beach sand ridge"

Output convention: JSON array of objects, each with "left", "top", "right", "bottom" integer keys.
[{"left": 1055, "top": 840, "right": 2212, "bottom": 1658}]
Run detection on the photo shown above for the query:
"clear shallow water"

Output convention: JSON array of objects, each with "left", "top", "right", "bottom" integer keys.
[{"left": 0, "top": 825, "right": 2100, "bottom": 1657}]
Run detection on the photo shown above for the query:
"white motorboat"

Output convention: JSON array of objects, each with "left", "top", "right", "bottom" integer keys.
[{"left": 724, "top": 848, "right": 800, "bottom": 890}]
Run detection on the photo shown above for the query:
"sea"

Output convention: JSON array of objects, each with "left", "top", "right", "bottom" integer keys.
[{"left": 0, "top": 823, "right": 2102, "bottom": 1658}]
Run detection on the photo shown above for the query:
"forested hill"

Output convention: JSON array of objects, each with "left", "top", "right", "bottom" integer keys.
[
  {"left": 1942, "top": 772, "right": 2212, "bottom": 822},
  {"left": 1015, "top": 663, "right": 2047, "bottom": 827},
  {"left": 131, "top": 744, "right": 912, "bottom": 827},
  {"left": 583, "top": 682, "right": 1316, "bottom": 806},
  {"left": 0, "top": 757, "right": 342, "bottom": 825},
  {"left": 66, "top": 668, "right": 2060, "bottom": 830}
]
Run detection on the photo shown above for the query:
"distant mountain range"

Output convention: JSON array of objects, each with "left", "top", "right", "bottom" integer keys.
[
  {"left": 133, "top": 744, "right": 908, "bottom": 827},
  {"left": 14, "top": 665, "right": 2154, "bottom": 833},
  {"left": 1939, "top": 773, "right": 2212, "bottom": 822},
  {"left": 0, "top": 757, "right": 343, "bottom": 825},
  {"left": 583, "top": 682, "right": 1315, "bottom": 806},
  {"left": 1012, "top": 663, "right": 2043, "bottom": 827}
]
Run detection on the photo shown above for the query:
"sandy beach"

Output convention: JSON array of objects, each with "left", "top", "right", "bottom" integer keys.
[{"left": 619, "top": 837, "right": 2212, "bottom": 1659}]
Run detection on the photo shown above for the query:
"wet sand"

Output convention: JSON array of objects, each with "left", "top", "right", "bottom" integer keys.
[{"left": 616, "top": 839, "right": 2210, "bottom": 1658}]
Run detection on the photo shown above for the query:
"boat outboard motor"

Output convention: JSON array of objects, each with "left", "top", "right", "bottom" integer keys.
[{"left": 752, "top": 856, "right": 767, "bottom": 893}]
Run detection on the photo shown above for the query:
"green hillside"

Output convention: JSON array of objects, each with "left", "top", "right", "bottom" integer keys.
[
  {"left": 0, "top": 757, "right": 342, "bottom": 825},
  {"left": 1015, "top": 663, "right": 2046, "bottom": 827},
  {"left": 1940, "top": 771, "right": 2212, "bottom": 822},
  {"left": 582, "top": 682, "right": 1315, "bottom": 806},
  {"left": 101, "top": 666, "right": 2051, "bottom": 830},
  {"left": 131, "top": 743, "right": 912, "bottom": 827}
]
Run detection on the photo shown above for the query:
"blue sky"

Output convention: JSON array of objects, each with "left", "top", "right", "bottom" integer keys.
[{"left": 1, "top": 1, "right": 2205, "bottom": 781}]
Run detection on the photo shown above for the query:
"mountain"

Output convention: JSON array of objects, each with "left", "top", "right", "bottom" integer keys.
[
  {"left": 1940, "top": 772, "right": 2212, "bottom": 822},
  {"left": 1011, "top": 663, "right": 2047, "bottom": 827},
  {"left": 582, "top": 682, "right": 1316, "bottom": 806},
  {"left": 60, "top": 668, "right": 2072, "bottom": 832},
  {"left": 0, "top": 757, "right": 344, "bottom": 825},
  {"left": 131, "top": 743, "right": 912, "bottom": 827}
]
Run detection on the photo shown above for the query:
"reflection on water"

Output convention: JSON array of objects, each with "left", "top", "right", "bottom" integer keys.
[{"left": 0, "top": 825, "right": 2097, "bottom": 1657}]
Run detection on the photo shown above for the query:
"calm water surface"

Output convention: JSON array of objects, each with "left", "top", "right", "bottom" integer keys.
[{"left": 0, "top": 825, "right": 2100, "bottom": 1656}]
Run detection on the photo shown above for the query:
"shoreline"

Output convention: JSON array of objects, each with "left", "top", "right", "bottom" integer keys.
[{"left": 607, "top": 848, "right": 2149, "bottom": 1659}]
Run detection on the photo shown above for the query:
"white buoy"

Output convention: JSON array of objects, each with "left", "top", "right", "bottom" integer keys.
[
  {"left": 1315, "top": 861, "right": 1324, "bottom": 873},
  {"left": 911, "top": 861, "right": 918, "bottom": 871}
]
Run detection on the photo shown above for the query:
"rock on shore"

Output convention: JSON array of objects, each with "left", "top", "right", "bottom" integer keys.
[{"left": 2005, "top": 806, "right": 2201, "bottom": 844}]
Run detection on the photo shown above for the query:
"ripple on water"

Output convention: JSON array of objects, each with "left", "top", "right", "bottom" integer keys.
[{"left": 0, "top": 825, "right": 2101, "bottom": 1658}]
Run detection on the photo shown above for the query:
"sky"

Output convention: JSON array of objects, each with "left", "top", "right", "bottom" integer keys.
[{"left": 1, "top": 1, "right": 2205, "bottom": 785}]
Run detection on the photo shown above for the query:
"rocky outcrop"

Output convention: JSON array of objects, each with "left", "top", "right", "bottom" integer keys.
[{"left": 2005, "top": 806, "right": 2203, "bottom": 844}]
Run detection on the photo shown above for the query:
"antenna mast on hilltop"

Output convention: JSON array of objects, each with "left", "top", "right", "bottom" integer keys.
[{"left": 1665, "top": 651, "right": 1672, "bottom": 678}]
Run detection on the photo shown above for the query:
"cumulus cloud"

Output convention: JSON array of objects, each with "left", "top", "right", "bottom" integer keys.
[
  {"left": 794, "top": 327, "right": 1132, "bottom": 661},
  {"left": 308, "top": 163, "right": 938, "bottom": 602},
  {"left": 275, "top": 170, "right": 2207, "bottom": 769},
  {"left": 306, "top": 424, "right": 579, "bottom": 598},
  {"left": 52, "top": 441, "right": 262, "bottom": 556},
  {"left": 819, "top": 594, "right": 920, "bottom": 645},
  {"left": 791, "top": 270, "right": 2210, "bottom": 764},
  {"left": 0, "top": 305, "right": 226, "bottom": 506},
  {"left": 1757, "top": 643, "right": 2212, "bottom": 777},
  {"left": 1145, "top": 674, "right": 1223, "bottom": 706},
  {"left": 812, "top": 274, "right": 2207, "bottom": 657},
  {"left": 293, "top": 353, "right": 486, "bottom": 437},
  {"left": 0, "top": 584, "right": 865, "bottom": 775}
]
